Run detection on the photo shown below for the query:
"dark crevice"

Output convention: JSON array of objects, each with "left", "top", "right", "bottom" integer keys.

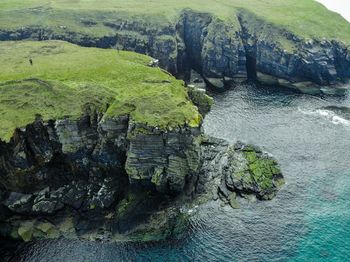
[
  {"left": 236, "top": 13, "right": 258, "bottom": 83},
  {"left": 176, "top": 10, "right": 213, "bottom": 80},
  {"left": 246, "top": 54, "right": 257, "bottom": 81}
]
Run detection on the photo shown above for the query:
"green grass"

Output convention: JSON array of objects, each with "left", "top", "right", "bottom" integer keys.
[
  {"left": 0, "top": 40, "right": 200, "bottom": 142},
  {"left": 0, "top": 0, "right": 349, "bottom": 45}
]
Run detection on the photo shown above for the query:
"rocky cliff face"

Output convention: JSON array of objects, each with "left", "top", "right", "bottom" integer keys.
[
  {"left": 0, "top": 109, "right": 204, "bottom": 240},
  {"left": 237, "top": 10, "right": 350, "bottom": 92},
  {"left": 0, "top": 111, "right": 202, "bottom": 196},
  {"left": 0, "top": 109, "right": 284, "bottom": 242},
  {"left": 125, "top": 123, "right": 202, "bottom": 194},
  {"left": 1, "top": 9, "right": 349, "bottom": 91}
]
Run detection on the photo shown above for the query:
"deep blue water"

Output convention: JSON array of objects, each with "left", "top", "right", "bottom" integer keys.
[{"left": 7, "top": 85, "right": 350, "bottom": 261}]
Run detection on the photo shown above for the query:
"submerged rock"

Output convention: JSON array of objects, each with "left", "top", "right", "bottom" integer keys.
[
  {"left": 205, "top": 77, "right": 225, "bottom": 90},
  {"left": 322, "top": 106, "right": 350, "bottom": 121}
]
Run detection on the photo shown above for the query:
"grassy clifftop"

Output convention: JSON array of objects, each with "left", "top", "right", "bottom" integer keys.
[
  {"left": 0, "top": 0, "right": 350, "bottom": 45},
  {"left": 0, "top": 41, "right": 200, "bottom": 142}
]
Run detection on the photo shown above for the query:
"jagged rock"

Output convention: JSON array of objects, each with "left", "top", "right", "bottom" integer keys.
[
  {"left": 60, "top": 184, "right": 86, "bottom": 209},
  {"left": 4, "top": 192, "right": 34, "bottom": 213},
  {"left": 89, "top": 178, "right": 119, "bottom": 209},
  {"left": 200, "top": 138, "right": 285, "bottom": 204},
  {"left": 31, "top": 187, "right": 65, "bottom": 214},
  {"left": 32, "top": 200, "right": 64, "bottom": 214},
  {"left": 0, "top": 125, "right": 285, "bottom": 241}
]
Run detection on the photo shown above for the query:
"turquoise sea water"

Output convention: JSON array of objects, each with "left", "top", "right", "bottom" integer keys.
[{"left": 5, "top": 84, "right": 350, "bottom": 261}]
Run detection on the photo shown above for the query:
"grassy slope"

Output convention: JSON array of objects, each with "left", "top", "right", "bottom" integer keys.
[
  {"left": 0, "top": 41, "right": 200, "bottom": 142},
  {"left": 0, "top": 0, "right": 350, "bottom": 45}
]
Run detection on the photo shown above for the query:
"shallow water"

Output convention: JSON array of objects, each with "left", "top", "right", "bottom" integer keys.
[{"left": 6, "top": 85, "right": 350, "bottom": 261}]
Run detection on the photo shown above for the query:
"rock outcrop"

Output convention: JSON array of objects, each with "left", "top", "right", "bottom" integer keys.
[
  {"left": 0, "top": 113, "right": 285, "bottom": 242},
  {"left": 198, "top": 137, "right": 285, "bottom": 208},
  {"left": 237, "top": 10, "right": 350, "bottom": 93},
  {"left": 0, "top": 107, "right": 204, "bottom": 241}
]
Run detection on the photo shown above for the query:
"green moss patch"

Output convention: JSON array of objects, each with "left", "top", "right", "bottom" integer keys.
[
  {"left": 243, "top": 148, "right": 281, "bottom": 191},
  {"left": 227, "top": 144, "right": 285, "bottom": 200},
  {"left": 0, "top": 40, "right": 200, "bottom": 142}
]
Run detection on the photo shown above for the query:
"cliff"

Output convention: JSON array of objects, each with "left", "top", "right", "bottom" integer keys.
[
  {"left": 0, "top": 40, "right": 283, "bottom": 242},
  {"left": 0, "top": 40, "right": 204, "bottom": 240},
  {"left": 0, "top": 40, "right": 203, "bottom": 193},
  {"left": 0, "top": 0, "right": 349, "bottom": 93}
]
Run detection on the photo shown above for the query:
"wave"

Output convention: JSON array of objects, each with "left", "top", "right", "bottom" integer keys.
[{"left": 298, "top": 108, "right": 350, "bottom": 127}]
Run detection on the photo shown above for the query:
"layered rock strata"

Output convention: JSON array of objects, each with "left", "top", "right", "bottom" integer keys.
[{"left": 0, "top": 115, "right": 284, "bottom": 242}]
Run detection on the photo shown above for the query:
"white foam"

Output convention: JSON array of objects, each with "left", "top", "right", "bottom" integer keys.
[
  {"left": 299, "top": 107, "right": 350, "bottom": 127},
  {"left": 332, "top": 115, "right": 350, "bottom": 126},
  {"left": 316, "top": 109, "right": 331, "bottom": 117}
]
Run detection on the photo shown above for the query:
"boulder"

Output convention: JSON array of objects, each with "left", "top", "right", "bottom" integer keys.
[{"left": 205, "top": 77, "right": 225, "bottom": 90}]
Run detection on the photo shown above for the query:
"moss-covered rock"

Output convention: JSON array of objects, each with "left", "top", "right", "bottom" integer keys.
[
  {"left": 17, "top": 221, "right": 35, "bottom": 242},
  {"left": 200, "top": 138, "right": 285, "bottom": 205},
  {"left": 227, "top": 143, "right": 285, "bottom": 200}
]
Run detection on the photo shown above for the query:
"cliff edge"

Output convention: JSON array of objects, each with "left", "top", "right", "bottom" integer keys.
[{"left": 1, "top": 0, "right": 349, "bottom": 93}]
